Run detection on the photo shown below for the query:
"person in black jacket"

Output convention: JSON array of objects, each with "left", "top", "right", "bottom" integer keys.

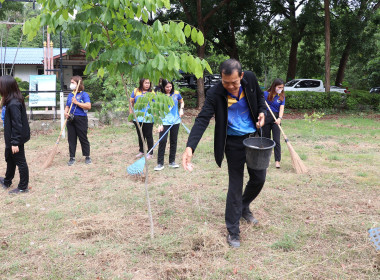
[
  {"left": 182, "top": 59, "right": 267, "bottom": 248},
  {"left": 0, "top": 76, "right": 30, "bottom": 194}
]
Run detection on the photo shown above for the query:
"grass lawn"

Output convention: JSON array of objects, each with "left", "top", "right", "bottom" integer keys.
[{"left": 0, "top": 112, "right": 379, "bottom": 279}]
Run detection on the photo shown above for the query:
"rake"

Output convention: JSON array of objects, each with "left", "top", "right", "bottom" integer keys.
[
  {"left": 264, "top": 100, "right": 307, "bottom": 174},
  {"left": 369, "top": 227, "right": 380, "bottom": 251},
  {"left": 181, "top": 122, "right": 190, "bottom": 134},
  {"left": 127, "top": 117, "right": 180, "bottom": 175},
  {"left": 42, "top": 81, "right": 81, "bottom": 169}
]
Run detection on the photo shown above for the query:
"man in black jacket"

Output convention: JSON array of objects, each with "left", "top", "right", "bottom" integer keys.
[{"left": 182, "top": 59, "right": 267, "bottom": 248}]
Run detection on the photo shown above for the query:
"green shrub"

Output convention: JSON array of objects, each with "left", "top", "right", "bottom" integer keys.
[
  {"left": 18, "top": 81, "right": 29, "bottom": 91},
  {"left": 346, "top": 90, "right": 380, "bottom": 111},
  {"left": 179, "top": 87, "right": 197, "bottom": 108},
  {"left": 285, "top": 90, "right": 379, "bottom": 111},
  {"left": 84, "top": 74, "right": 104, "bottom": 103}
]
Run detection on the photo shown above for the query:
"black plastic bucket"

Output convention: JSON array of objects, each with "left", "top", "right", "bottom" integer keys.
[{"left": 243, "top": 137, "right": 276, "bottom": 170}]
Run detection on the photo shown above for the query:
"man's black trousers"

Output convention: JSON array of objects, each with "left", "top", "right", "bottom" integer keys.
[
  {"left": 4, "top": 144, "right": 29, "bottom": 190},
  {"left": 67, "top": 115, "right": 90, "bottom": 158},
  {"left": 262, "top": 111, "right": 281, "bottom": 162},
  {"left": 133, "top": 121, "right": 154, "bottom": 155},
  {"left": 225, "top": 135, "right": 267, "bottom": 237},
  {"left": 157, "top": 123, "right": 180, "bottom": 165}
]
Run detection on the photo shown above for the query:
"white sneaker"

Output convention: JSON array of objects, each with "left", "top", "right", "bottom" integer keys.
[
  {"left": 168, "top": 162, "right": 179, "bottom": 168},
  {"left": 154, "top": 164, "right": 164, "bottom": 171}
]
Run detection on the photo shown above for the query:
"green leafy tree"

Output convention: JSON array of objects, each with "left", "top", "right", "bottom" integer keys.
[
  {"left": 331, "top": 0, "right": 379, "bottom": 86},
  {"left": 158, "top": 0, "right": 232, "bottom": 108},
  {"left": 269, "top": 0, "right": 323, "bottom": 81},
  {"left": 21, "top": 0, "right": 210, "bottom": 239}
]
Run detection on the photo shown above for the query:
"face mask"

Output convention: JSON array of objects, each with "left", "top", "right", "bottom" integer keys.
[
  {"left": 276, "top": 88, "right": 282, "bottom": 94},
  {"left": 70, "top": 83, "right": 76, "bottom": 90}
]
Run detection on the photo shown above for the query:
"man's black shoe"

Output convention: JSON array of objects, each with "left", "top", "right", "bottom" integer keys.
[
  {"left": 0, "top": 177, "right": 10, "bottom": 189},
  {"left": 227, "top": 235, "right": 240, "bottom": 248},
  {"left": 67, "top": 158, "right": 75, "bottom": 166},
  {"left": 242, "top": 211, "right": 259, "bottom": 225},
  {"left": 9, "top": 188, "right": 29, "bottom": 194},
  {"left": 85, "top": 156, "right": 92, "bottom": 164}
]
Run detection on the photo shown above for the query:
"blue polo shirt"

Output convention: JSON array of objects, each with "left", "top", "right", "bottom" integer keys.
[
  {"left": 162, "top": 90, "right": 182, "bottom": 125},
  {"left": 264, "top": 91, "right": 285, "bottom": 113},
  {"left": 130, "top": 88, "right": 154, "bottom": 123},
  {"left": 66, "top": 91, "right": 91, "bottom": 116},
  {"left": 227, "top": 86, "right": 256, "bottom": 136},
  {"left": 1, "top": 106, "right": 6, "bottom": 127}
]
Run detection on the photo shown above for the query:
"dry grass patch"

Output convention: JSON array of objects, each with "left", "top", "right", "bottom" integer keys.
[{"left": 0, "top": 114, "right": 379, "bottom": 279}]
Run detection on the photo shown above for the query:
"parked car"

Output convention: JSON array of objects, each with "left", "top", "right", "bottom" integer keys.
[
  {"left": 204, "top": 74, "right": 221, "bottom": 92},
  {"left": 176, "top": 74, "right": 197, "bottom": 90},
  {"left": 370, "top": 87, "right": 380, "bottom": 93},
  {"left": 284, "top": 79, "right": 349, "bottom": 93},
  {"left": 330, "top": 86, "right": 350, "bottom": 94},
  {"left": 176, "top": 74, "right": 221, "bottom": 93}
]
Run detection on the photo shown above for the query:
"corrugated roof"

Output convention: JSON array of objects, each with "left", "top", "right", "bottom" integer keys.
[{"left": 0, "top": 47, "right": 69, "bottom": 65}]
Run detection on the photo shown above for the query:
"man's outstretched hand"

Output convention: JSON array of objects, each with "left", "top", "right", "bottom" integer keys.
[{"left": 182, "top": 147, "right": 194, "bottom": 171}]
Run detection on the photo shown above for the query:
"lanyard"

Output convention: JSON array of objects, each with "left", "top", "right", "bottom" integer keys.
[{"left": 71, "top": 92, "right": 83, "bottom": 114}]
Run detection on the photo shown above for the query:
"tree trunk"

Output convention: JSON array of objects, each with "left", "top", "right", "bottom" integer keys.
[
  {"left": 286, "top": 39, "right": 299, "bottom": 81},
  {"left": 197, "top": 43, "right": 206, "bottom": 108},
  {"left": 229, "top": 20, "right": 239, "bottom": 60},
  {"left": 335, "top": 38, "right": 352, "bottom": 86},
  {"left": 196, "top": 0, "right": 205, "bottom": 109},
  {"left": 324, "top": 0, "right": 331, "bottom": 92}
]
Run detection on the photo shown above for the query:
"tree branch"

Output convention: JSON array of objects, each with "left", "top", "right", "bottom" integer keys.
[
  {"left": 296, "top": 0, "right": 308, "bottom": 11},
  {"left": 203, "top": 0, "right": 232, "bottom": 23},
  {"left": 179, "top": 0, "right": 193, "bottom": 22},
  {"left": 374, "top": 1, "right": 380, "bottom": 10}
]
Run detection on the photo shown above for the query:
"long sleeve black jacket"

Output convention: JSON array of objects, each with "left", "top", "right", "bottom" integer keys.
[
  {"left": 186, "top": 71, "right": 266, "bottom": 167},
  {"left": 4, "top": 98, "right": 30, "bottom": 148}
]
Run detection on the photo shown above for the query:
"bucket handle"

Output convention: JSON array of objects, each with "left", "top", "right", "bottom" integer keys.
[{"left": 247, "top": 126, "right": 264, "bottom": 147}]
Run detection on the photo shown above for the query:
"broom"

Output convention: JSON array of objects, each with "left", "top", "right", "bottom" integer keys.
[
  {"left": 42, "top": 81, "right": 81, "bottom": 169},
  {"left": 264, "top": 100, "right": 307, "bottom": 174}
]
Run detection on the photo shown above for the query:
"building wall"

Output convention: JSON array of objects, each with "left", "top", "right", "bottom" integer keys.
[
  {"left": 13, "top": 64, "right": 81, "bottom": 91},
  {"left": 63, "top": 67, "right": 73, "bottom": 90},
  {"left": 14, "top": 65, "right": 38, "bottom": 82}
]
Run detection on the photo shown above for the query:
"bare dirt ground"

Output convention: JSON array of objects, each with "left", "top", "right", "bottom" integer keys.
[{"left": 0, "top": 111, "right": 379, "bottom": 279}]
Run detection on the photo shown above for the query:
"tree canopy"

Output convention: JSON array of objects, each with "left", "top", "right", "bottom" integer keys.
[{"left": 22, "top": 0, "right": 212, "bottom": 85}]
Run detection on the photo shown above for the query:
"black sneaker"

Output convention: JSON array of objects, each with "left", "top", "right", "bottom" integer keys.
[
  {"left": 85, "top": 156, "right": 92, "bottom": 164},
  {"left": 67, "top": 158, "right": 75, "bottom": 166},
  {"left": 9, "top": 188, "right": 29, "bottom": 194},
  {"left": 227, "top": 234, "right": 240, "bottom": 248},
  {"left": 0, "top": 177, "right": 11, "bottom": 189},
  {"left": 242, "top": 210, "right": 259, "bottom": 225}
]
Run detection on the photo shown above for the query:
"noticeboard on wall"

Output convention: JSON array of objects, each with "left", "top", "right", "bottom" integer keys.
[{"left": 29, "top": 75, "right": 56, "bottom": 107}]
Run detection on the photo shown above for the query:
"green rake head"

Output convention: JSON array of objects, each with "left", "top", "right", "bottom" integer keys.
[{"left": 127, "top": 157, "right": 146, "bottom": 175}]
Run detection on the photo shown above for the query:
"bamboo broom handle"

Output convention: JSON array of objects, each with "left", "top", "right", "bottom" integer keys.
[
  {"left": 54, "top": 81, "right": 81, "bottom": 144},
  {"left": 264, "top": 100, "right": 289, "bottom": 142}
]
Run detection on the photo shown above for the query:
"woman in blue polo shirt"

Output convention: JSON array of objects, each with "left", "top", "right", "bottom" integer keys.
[
  {"left": 130, "top": 78, "right": 154, "bottom": 159},
  {"left": 262, "top": 78, "right": 285, "bottom": 169},
  {"left": 154, "top": 80, "right": 184, "bottom": 171},
  {"left": 64, "top": 76, "right": 92, "bottom": 166}
]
